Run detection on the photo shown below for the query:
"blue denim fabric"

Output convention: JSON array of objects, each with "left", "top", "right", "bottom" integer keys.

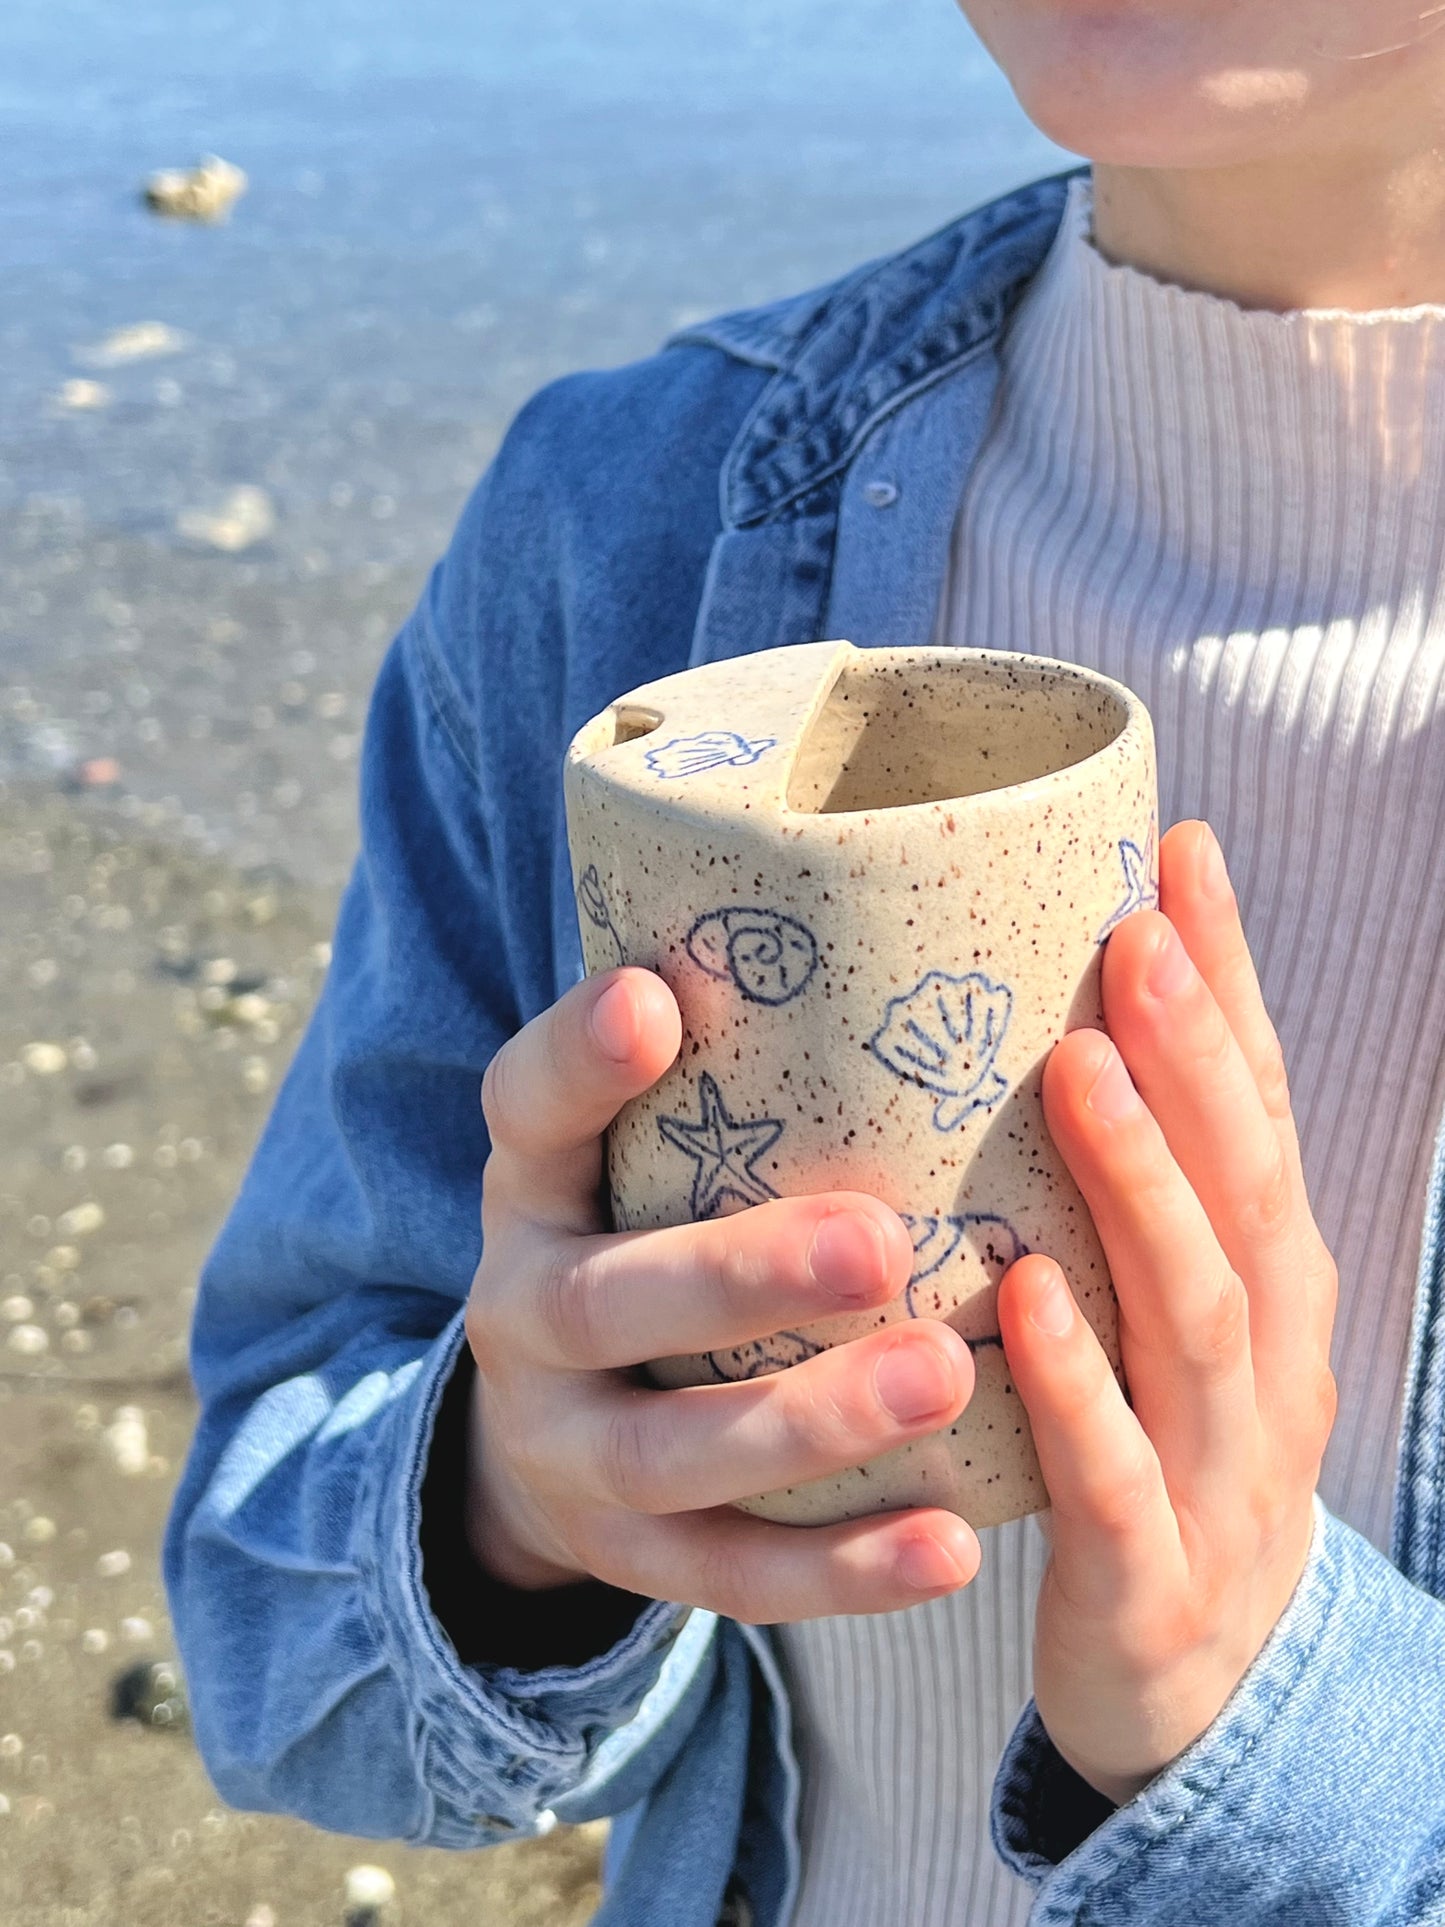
[{"left": 165, "top": 162, "right": 1445, "bottom": 1925}]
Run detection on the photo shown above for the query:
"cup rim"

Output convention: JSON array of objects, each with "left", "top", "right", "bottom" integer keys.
[{"left": 778, "top": 641, "right": 1148, "bottom": 823}]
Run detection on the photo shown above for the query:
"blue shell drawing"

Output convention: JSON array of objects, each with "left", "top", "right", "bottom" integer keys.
[
  {"left": 1096, "top": 815, "right": 1160, "bottom": 942},
  {"left": 685, "top": 906, "right": 819, "bottom": 1007},
  {"left": 644, "top": 731, "right": 777, "bottom": 781},
  {"left": 702, "top": 1331, "right": 825, "bottom": 1382},
  {"left": 576, "top": 863, "right": 625, "bottom": 965},
  {"left": 898, "top": 1210, "right": 1028, "bottom": 1328},
  {"left": 698, "top": 1213, "right": 1025, "bottom": 1376},
  {"left": 657, "top": 1071, "right": 783, "bottom": 1220},
  {"left": 867, "top": 970, "right": 1014, "bottom": 1133}
]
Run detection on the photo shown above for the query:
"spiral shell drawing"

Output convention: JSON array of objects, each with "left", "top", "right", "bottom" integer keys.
[{"left": 685, "top": 905, "right": 819, "bottom": 1006}]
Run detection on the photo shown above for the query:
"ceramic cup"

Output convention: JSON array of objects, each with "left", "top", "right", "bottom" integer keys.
[{"left": 563, "top": 640, "right": 1158, "bottom": 1530}]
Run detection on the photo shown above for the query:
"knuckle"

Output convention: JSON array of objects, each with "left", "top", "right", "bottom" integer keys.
[
  {"left": 480, "top": 1047, "right": 519, "bottom": 1146},
  {"left": 1195, "top": 999, "right": 1237, "bottom": 1079},
  {"left": 598, "top": 1399, "right": 661, "bottom": 1512},
  {"left": 1087, "top": 1455, "right": 1159, "bottom": 1542},
  {"left": 533, "top": 1242, "right": 594, "bottom": 1367},
  {"left": 697, "top": 1220, "right": 770, "bottom": 1326},
  {"left": 464, "top": 1290, "right": 503, "bottom": 1379},
  {"left": 1307, "top": 1366, "right": 1339, "bottom": 1456},
  {"left": 1126, "top": 1163, "right": 1181, "bottom": 1236},
  {"left": 1242, "top": 1477, "right": 1296, "bottom": 1559},
  {"left": 693, "top": 1536, "right": 755, "bottom": 1623},
  {"left": 786, "top": 1373, "right": 861, "bottom": 1464},
  {"left": 1236, "top": 1145, "right": 1294, "bottom": 1246},
  {"left": 1254, "top": 1031, "right": 1293, "bottom": 1122},
  {"left": 1182, "top": 1271, "right": 1249, "bottom": 1376}
]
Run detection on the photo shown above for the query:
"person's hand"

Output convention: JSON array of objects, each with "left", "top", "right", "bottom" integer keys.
[
  {"left": 464, "top": 966, "right": 982, "bottom": 1620},
  {"left": 995, "top": 819, "right": 1339, "bottom": 1805}
]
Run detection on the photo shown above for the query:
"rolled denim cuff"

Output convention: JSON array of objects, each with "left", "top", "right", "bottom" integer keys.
[
  {"left": 360, "top": 1310, "right": 710, "bottom": 1846},
  {"left": 990, "top": 1493, "right": 1445, "bottom": 1921}
]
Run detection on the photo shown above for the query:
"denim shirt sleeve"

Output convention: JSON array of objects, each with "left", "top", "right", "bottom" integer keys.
[
  {"left": 162, "top": 424, "right": 720, "bottom": 1848},
  {"left": 990, "top": 1492, "right": 1445, "bottom": 1924}
]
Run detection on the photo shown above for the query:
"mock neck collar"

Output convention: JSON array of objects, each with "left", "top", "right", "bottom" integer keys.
[{"left": 1000, "top": 173, "right": 1445, "bottom": 590}]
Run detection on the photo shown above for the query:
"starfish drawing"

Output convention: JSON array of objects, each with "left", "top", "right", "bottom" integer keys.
[
  {"left": 1096, "top": 815, "right": 1160, "bottom": 942},
  {"left": 657, "top": 1072, "right": 784, "bottom": 1220}
]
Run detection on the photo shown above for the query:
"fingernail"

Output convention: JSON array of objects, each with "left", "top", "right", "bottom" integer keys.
[
  {"left": 897, "top": 1534, "right": 968, "bottom": 1593},
  {"left": 1029, "top": 1263, "right": 1075, "bottom": 1337},
  {"left": 808, "top": 1210, "right": 888, "bottom": 1303},
  {"left": 1145, "top": 926, "right": 1193, "bottom": 1000},
  {"left": 875, "top": 1342, "right": 956, "bottom": 1423},
  {"left": 1199, "top": 827, "right": 1232, "bottom": 901},
  {"left": 1085, "top": 1044, "right": 1140, "bottom": 1120},
  {"left": 590, "top": 979, "right": 635, "bottom": 1061}
]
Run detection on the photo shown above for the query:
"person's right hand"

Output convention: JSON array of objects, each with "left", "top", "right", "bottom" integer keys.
[{"left": 464, "top": 965, "right": 983, "bottom": 1624}]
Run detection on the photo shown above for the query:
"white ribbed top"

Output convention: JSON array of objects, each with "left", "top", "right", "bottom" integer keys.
[{"left": 778, "top": 171, "right": 1445, "bottom": 1926}]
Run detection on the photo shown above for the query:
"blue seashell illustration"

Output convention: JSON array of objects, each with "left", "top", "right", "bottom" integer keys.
[
  {"left": 576, "top": 863, "right": 625, "bottom": 964},
  {"left": 703, "top": 1331, "right": 825, "bottom": 1382},
  {"left": 1096, "top": 814, "right": 1160, "bottom": 942},
  {"left": 644, "top": 731, "right": 777, "bottom": 781},
  {"left": 685, "top": 906, "right": 819, "bottom": 1006},
  {"left": 897, "top": 1210, "right": 1028, "bottom": 1321},
  {"left": 657, "top": 1071, "right": 783, "bottom": 1220},
  {"left": 867, "top": 970, "right": 1014, "bottom": 1133}
]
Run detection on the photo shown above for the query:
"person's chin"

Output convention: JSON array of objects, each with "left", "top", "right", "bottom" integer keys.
[{"left": 1010, "top": 63, "right": 1309, "bottom": 171}]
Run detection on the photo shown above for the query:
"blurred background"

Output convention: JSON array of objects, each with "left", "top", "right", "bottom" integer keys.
[{"left": 0, "top": 3, "right": 1069, "bottom": 1921}]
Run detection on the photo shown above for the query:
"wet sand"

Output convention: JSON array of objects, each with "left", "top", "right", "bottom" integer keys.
[{"left": 0, "top": 779, "right": 603, "bottom": 1923}]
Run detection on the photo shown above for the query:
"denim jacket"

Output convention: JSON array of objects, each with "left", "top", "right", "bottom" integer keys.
[{"left": 165, "top": 164, "right": 1445, "bottom": 1927}]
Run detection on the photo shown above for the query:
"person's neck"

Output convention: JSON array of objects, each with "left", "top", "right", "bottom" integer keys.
[{"left": 1091, "top": 146, "right": 1445, "bottom": 313}]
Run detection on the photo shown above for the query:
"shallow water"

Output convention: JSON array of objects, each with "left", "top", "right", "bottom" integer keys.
[{"left": 1, "top": 0, "right": 1070, "bottom": 888}]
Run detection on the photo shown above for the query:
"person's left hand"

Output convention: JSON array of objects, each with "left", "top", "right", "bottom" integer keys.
[{"left": 995, "top": 818, "right": 1340, "bottom": 1807}]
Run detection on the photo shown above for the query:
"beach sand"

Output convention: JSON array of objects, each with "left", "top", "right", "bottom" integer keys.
[{"left": 0, "top": 776, "right": 604, "bottom": 1924}]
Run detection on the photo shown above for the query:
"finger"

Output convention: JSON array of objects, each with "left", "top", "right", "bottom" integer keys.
[
  {"left": 997, "top": 1253, "right": 1179, "bottom": 1608},
  {"left": 586, "top": 1500, "right": 982, "bottom": 1623},
  {"left": 1101, "top": 903, "right": 1336, "bottom": 1401},
  {"left": 1158, "top": 822, "right": 1302, "bottom": 1172},
  {"left": 514, "top": 1191, "right": 914, "bottom": 1371},
  {"left": 1102, "top": 908, "right": 1315, "bottom": 1289},
  {"left": 481, "top": 967, "right": 681, "bottom": 1233},
  {"left": 538, "top": 1323, "right": 975, "bottom": 1515},
  {"left": 1041, "top": 1028, "right": 1260, "bottom": 1501}
]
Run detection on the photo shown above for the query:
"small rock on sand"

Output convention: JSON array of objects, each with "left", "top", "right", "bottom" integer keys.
[{"left": 143, "top": 155, "right": 248, "bottom": 222}]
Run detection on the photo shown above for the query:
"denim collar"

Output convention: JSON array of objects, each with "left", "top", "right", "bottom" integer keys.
[{"left": 672, "top": 166, "right": 1085, "bottom": 528}]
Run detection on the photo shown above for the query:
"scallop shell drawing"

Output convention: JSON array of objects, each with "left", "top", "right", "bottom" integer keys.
[
  {"left": 644, "top": 730, "right": 776, "bottom": 780},
  {"left": 867, "top": 969, "right": 1014, "bottom": 1133}
]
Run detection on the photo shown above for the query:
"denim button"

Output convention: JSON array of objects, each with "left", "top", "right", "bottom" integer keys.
[{"left": 863, "top": 479, "right": 899, "bottom": 508}]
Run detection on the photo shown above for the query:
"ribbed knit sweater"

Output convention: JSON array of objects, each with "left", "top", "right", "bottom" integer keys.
[{"left": 776, "top": 170, "right": 1445, "bottom": 1926}]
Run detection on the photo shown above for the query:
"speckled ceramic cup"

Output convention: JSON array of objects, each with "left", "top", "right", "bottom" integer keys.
[{"left": 563, "top": 640, "right": 1158, "bottom": 1530}]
